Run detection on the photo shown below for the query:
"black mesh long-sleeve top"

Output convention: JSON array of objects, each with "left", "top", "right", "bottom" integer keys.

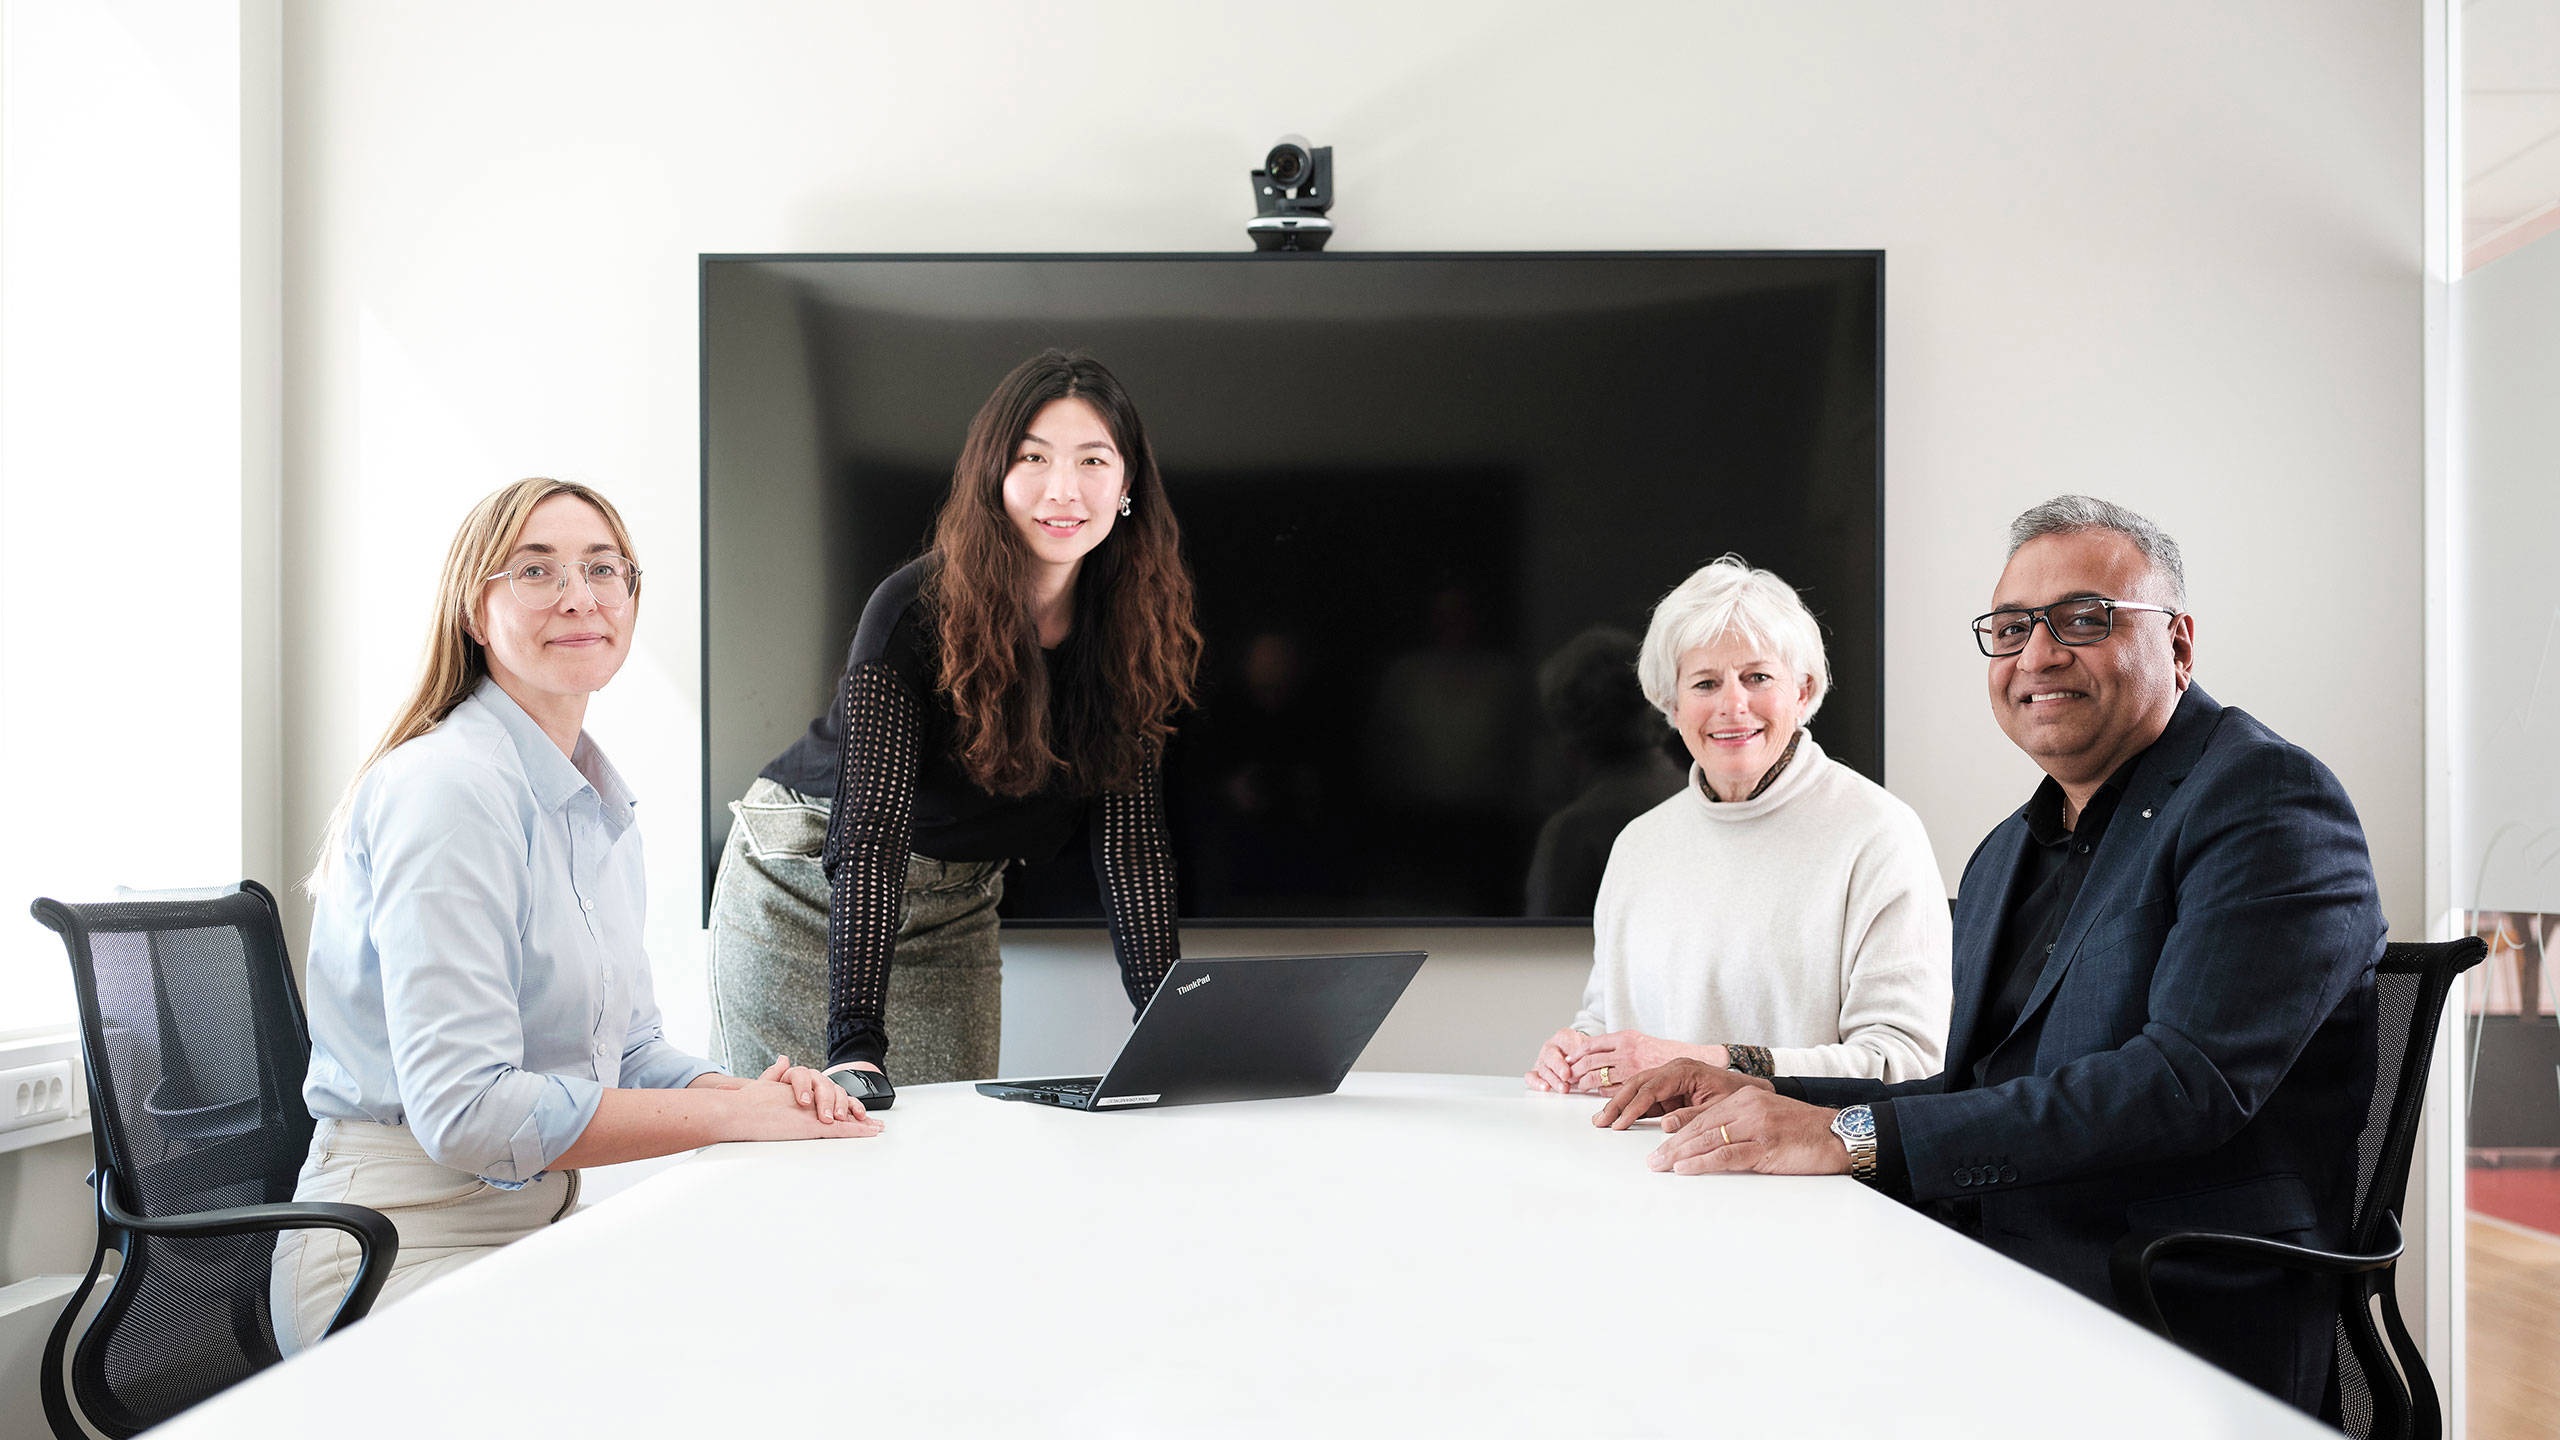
[{"left": 760, "top": 559, "right": 1181, "bottom": 1073}]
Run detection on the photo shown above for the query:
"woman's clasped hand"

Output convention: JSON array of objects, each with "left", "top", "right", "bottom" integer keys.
[
  {"left": 690, "top": 1055, "right": 883, "bottom": 1136},
  {"left": 1527, "top": 1028, "right": 1709, "bottom": 1094}
]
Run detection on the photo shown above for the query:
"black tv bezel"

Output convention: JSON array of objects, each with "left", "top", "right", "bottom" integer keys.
[{"left": 697, "top": 249, "right": 1886, "bottom": 928}]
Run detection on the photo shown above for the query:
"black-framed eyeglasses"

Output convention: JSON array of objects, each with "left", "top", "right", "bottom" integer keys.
[
  {"left": 484, "top": 554, "right": 642, "bottom": 610},
  {"left": 1970, "top": 597, "right": 2177, "bottom": 657}
]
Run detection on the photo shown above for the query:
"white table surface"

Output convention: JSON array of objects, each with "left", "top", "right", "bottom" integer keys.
[{"left": 161, "top": 1074, "right": 2332, "bottom": 1439}]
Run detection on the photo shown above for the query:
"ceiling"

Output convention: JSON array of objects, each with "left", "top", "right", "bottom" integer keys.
[{"left": 2467, "top": 0, "right": 2560, "bottom": 266}]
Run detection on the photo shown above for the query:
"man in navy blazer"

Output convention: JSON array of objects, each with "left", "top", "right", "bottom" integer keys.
[{"left": 1598, "top": 495, "right": 2385, "bottom": 1414}]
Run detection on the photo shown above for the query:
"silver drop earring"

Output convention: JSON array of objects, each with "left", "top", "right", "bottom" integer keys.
[{"left": 1118, "top": 494, "right": 1133, "bottom": 517}]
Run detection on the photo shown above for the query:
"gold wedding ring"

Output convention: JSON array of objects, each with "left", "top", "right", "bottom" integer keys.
[
  {"left": 1720, "top": 1125, "right": 1732, "bottom": 1146},
  {"left": 1598, "top": 1066, "right": 1613, "bottom": 1085}
]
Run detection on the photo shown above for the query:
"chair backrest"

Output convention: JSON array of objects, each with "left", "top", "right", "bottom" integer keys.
[
  {"left": 2330, "top": 936, "right": 2486, "bottom": 1440},
  {"left": 31, "top": 881, "right": 317, "bottom": 1438}
]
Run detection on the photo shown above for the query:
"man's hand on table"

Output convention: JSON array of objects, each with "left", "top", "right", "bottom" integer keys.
[
  {"left": 1648, "top": 1086, "right": 1850, "bottom": 1176},
  {"left": 1591, "top": 1058, "right": 1850, "bottom": 1176},
  {"left": 1590, "top": 1057, "right": 1765, "bottom": 1124}
]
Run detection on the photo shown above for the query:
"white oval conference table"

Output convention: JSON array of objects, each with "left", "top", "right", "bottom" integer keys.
[{"left": 159, "top": 1074, "right": 2331, "bottom": 1439}]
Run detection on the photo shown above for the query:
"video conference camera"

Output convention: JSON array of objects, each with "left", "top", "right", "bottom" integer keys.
[{"left": 1248, "top": 135, "right": 1333, "bottom": 252}]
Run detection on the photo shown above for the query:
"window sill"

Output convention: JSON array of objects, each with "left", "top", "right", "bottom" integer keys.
[{"left": 0, "top": 1112, "right": 88, "bottom": 1156}]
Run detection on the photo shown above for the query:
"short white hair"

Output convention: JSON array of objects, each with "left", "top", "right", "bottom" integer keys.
[{"left": 1636, "top": 554, "right": 1830, "bottom": 723}]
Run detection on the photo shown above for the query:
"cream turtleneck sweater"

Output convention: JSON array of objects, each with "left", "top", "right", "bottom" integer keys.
[{"left": 1569, "top": 733, "right": 1952, "bottom": 1080}]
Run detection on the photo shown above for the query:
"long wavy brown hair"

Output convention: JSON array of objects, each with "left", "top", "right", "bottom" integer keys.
[{"left": 928, "top": 351, "right": 1199, "bottom": 797}]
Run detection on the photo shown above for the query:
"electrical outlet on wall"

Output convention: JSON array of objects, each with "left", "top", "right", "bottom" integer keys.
[{"left": 0, "top": 1061, "right": 75, "bottom": 1133}]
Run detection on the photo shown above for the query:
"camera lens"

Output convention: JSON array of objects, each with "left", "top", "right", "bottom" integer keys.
[{"left": 1265, "top": 144, "right": 1309, "bottom": 187}]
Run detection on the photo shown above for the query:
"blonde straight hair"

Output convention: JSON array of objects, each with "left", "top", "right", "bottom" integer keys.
[{"left": 304, "top": 477, "right": 639, "bottom": 890}]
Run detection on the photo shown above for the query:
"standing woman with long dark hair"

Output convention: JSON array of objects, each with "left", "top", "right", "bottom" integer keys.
[{"left": 709, "top": 351, "right": 1201, "bottom": 1097}]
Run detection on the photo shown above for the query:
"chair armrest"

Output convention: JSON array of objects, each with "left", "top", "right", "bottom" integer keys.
[
  {"left": 2109, "top": 1212, "right": 2401, "bottom": 1338},
  {"left": 96, "top": 1173, "right": 401, "bottom": 1336}
]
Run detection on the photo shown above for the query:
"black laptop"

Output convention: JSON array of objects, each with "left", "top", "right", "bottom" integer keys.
[{"left": 975, "top": 951, "right": 1426, "bottom": 1111}]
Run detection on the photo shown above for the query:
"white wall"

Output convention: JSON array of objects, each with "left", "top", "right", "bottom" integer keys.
[
  {"left": 276, "top": 0, "right": 2425, "bottom": 1069},
  {"left": 0, "top": 1137, "right": 94, "bottom": 1284}
]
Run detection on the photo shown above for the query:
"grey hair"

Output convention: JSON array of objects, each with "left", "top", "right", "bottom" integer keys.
[
  {"left": 1636, "top": 555, "right": 1831, "bottom": 723},
  {"left": 2006, "top": 495, "right": 2187, "bottom": 607}
]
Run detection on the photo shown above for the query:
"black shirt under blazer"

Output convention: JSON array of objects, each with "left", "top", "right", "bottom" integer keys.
[{"left": 1789, "top": 683, "right": 2384, "bottom": 1412}]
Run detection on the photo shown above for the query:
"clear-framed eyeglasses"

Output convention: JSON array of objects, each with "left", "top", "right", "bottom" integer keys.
[
  {"left": 484, "top": 554, "right": 642, "bottom": 610},
  {"left": 1970, "top": 597, "right": 2176, "bottom": 657}
]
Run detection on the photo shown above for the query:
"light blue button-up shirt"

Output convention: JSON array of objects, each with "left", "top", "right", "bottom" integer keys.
[{"left": 303, "top": 678, "right": 721, "bottom": 1186}]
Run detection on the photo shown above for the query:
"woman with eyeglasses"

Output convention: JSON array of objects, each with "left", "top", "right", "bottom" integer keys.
[
  {"left": 274, "top": 478, "right": 877, "bottom": 1354},
  {"left": 709, "top": 350, "right": 1200, "bottom": 1104}
]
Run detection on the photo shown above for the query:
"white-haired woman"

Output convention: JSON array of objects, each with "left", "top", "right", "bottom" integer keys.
[
  {"left": 274, "top": 478, "right": 880, "bottom": 1355},
  {"left": 1527, "top": 555, "right": 1951, "bottom": 1095}
]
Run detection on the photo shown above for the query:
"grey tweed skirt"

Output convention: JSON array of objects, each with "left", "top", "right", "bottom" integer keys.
[{"left": 707, "top": 777, "right": 1004, "bottom": 1084}]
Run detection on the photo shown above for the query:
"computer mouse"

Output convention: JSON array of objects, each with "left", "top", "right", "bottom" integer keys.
[{"left": 826, "top": 1067, "right": 895, "bottom": 1111}]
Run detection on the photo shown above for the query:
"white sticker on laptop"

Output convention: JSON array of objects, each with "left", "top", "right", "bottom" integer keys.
[{"left": 1095, "top": 1094, "right": 1160, "bottom": 1107}]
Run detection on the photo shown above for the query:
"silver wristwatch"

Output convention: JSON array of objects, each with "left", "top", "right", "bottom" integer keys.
[{"left": 1829, "top": 1104, "right": 1879, "bottom": 1183}]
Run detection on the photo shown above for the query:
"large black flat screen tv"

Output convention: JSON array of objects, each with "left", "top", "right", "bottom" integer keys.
[{"left": 702, "top": 252, "right": 1881, "bottom": 926}]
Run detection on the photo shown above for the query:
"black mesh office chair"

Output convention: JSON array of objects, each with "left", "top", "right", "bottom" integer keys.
[
  {"left": 30, "top": 881, "right": 398, "bottom": 1440},
  {"left": 2110, "top": 937, "right": 2487, "bottom": 1440}
]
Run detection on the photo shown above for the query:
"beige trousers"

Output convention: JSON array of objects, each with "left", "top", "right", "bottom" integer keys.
[{"left": 269, "top": 1118, "right": 579, "bottom": 1355}]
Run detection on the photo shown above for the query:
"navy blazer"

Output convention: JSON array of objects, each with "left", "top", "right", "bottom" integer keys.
[{"left": 1794, "top": 684, "right": 2383, "bottom": 1409}]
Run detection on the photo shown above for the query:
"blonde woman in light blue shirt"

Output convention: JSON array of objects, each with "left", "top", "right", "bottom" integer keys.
[{"left": 275, "top": 478, "right": 879, "bottom": 1352}]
